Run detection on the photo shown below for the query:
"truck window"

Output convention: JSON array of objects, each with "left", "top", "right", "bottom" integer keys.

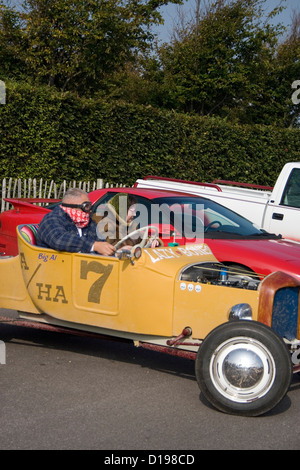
[{"left": 281, "top": 168, "right": 300, "bottom": 208}]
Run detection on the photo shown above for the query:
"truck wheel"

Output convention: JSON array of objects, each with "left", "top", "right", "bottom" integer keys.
[{"left": 195, "top": 321, "right": 292, "bottom": 416}]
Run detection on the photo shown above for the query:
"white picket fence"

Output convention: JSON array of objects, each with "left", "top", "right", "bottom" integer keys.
[{"left": 1, "top": 177, "right": 125, "bottom": 212}]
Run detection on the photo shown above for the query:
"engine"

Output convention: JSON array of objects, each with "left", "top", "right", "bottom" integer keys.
[{"left": 180, "top": 262, "right": 260, "bottom": 290}]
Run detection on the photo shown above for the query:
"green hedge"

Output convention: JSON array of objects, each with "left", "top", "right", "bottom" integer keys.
[{"left": 0, "top": 81, "right": 299, "bottom": 187}]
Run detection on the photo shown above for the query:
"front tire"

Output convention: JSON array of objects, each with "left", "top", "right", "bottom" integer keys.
[{"left": 195, "top": 321, "right": 292, "bottom": 416}]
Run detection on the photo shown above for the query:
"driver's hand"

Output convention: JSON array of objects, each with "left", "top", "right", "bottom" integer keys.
[
  {"left": 94, "top": 241, "right": 116, "bottom": 256},
  {"left": 149, "top": 239, "right": 160, "bottom": 248}
]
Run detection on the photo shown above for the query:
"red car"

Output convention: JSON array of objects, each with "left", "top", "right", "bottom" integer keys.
[{"left": 1, "top": 187, "right": 300, "bottom": 280}]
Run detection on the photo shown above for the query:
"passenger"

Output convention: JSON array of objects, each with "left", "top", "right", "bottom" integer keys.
[
  {"left": 96, "top": 192, "right": 159, "bottom": 249},
  {"left": 36, "top": 188, "right": 116, "bottom": 256}
]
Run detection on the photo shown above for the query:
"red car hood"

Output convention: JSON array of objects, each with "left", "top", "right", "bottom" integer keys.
[{"left": 208, "top": 238, "right": 300, "bottom": 279}]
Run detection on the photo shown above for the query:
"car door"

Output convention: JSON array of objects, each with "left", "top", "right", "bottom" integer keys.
[
  {"left": 72, "top": 253, "right": 120, "bottom": 317},
  {"left": 264, "top": 168, "right": 300, "bottom": 239}
]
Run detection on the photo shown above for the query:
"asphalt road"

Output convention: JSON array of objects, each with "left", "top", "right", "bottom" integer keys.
[{"left": 0, "top": 309, "right": 300, "bottom": 451}]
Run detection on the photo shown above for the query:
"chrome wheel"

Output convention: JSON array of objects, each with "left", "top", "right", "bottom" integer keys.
[
  {"left": 195, "top": 321, "right": 292, "bottom": 416},
  {"left": 210, "top": 337, "right": 275, "bottom": 403}
]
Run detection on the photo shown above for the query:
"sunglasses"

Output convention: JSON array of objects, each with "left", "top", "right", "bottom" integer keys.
[{"left": 61, "top": 201, "right": 92, "bottom": 213}]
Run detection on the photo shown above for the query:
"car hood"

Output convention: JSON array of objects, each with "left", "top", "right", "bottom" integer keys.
[{"left": 207, "top": 238, "right": 300, "bottom": 279}]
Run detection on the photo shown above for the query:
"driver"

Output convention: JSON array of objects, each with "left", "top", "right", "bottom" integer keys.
[
  {"left": 96, "top": 193, "right": 159, "bottom": 249},
  {"left": 36, "top": 188, "right": 116, "bottom": 256}
]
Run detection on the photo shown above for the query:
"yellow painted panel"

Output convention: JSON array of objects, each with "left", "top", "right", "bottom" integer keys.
[
  {"left": 173, "top": 280, "right": 259, "bottom": 339},
  {"left": 14, "top": 232, "right": 262, "bottom": 341}
]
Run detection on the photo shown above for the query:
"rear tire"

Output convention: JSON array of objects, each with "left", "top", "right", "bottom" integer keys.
[{"left": 195, "top": 321, "right": 292, "bottom": 416}]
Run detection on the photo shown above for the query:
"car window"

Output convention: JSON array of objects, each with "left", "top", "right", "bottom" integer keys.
[
  {"left": 153, "top": 196, "right": 266, "bottom": 238},
  {"left": 92, "top": 192, "right": 118, "bottom": 213},
  {"left": 92, "top": 192, "right": 277, "bottom": 240},
  {"left": 92, "top": 193, "right": 153, "bottom": 225},
  {"left": 281, "top": 169, "right": 300, "bottom": 208},
  {"left": 203, "top": 207, "right": 239, "bottom": 228},
  {"left": 92, "top": 192, "right": 119, "bottom": 223}
]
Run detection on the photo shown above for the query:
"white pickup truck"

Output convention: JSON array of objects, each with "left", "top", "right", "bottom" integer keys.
[{"left": 135, "top": 162, "right": 300, "bottom": 241}]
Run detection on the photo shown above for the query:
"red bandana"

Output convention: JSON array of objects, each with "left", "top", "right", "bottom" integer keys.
[{"left": 61, "top": 205, "right": 90, "bottom": 228}]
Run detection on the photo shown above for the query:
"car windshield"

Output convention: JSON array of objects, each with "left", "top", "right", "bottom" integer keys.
[
  {"left": 93, "top": 193, "right": 280, "bottom": 241},
  {"left": 151, "top": 196, "right": 279, "bottom": 240}
]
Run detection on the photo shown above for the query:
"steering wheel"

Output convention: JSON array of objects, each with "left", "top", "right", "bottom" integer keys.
[
  {"left": 115, "top": 225, "right": 161, "bottom": 250},
  {"left": 204, "top": 220, "right": 222, "bottom": 232}
]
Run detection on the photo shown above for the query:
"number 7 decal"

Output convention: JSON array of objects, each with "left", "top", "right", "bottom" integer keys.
[{"left": 80, "top": 261, "right": 113, "bottom": 303}]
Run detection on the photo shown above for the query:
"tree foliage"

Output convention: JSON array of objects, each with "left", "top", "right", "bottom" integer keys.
[
  {"left": 0, "top": 3, "right": 26, "bottom": 79},
  {"left": 0, "top": 0, "right": 182, "bottom": 92},
  {"left": 157, "top": 0, "right": 287, "bottom": 119},
  {"left": 274, "top": 12, "right": 300, "bottom": 128},
  {"left": 109, "top": 0, "right": 300, "bottom": 127},
  {"left": 0, "top": 0, "right": 299, "bottom": 128}
]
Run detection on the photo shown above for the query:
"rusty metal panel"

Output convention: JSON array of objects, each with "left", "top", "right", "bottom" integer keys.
[{"left": 272, "top": 287, "right": 299, "bottom": 340}]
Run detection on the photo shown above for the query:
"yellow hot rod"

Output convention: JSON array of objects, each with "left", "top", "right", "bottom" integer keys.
[{"left": 0, "top": 223, "right": 300, "bottom": 417}]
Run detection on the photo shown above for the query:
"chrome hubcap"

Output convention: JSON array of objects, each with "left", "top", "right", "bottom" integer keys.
[{"left": 210, "top": 337, "right": 276, "bottom": 403}]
